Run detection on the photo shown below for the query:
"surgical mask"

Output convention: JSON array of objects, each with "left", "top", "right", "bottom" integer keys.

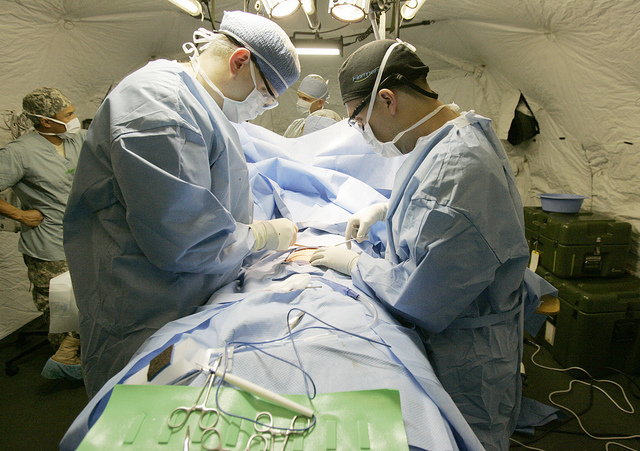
[
  {"left": 362, "top": 104, "right": 449, "bottom": 158},
  {"left": 191, "top": 57, "right": 277, "bottom": 123},
  {"left": 31, "top": 114, "right": 81, "bottom": 139},
  {"left": 296, "top": 98, "right": 314, "bottom": 117},
  {"left": 360, "top": 41, "right": 449, "bottom": 158}
]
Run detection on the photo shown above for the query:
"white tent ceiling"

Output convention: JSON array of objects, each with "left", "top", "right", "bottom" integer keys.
[{"left": 1, "top": 0, "right": 639, "bottom": 272}]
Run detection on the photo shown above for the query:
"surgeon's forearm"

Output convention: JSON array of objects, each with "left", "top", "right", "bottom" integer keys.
[{"left": 0, "top": 198, "right": 43, "bottom": 226}]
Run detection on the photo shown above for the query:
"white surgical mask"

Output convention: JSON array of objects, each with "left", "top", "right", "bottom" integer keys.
[
  {"left": 296, "top": 98, "right": 313, "bottom": 117},
  {"left": 359, "top": 41, "right": 452, "bottom": 158},
  {"left": 31, "top": 114, "right": 81, "bottom": 139},
  {"left": 191, "top": 57, "right": 277, "bottom": 123},
  {"left": 362, "top": 104, "right": 448, "bottom": 158}
]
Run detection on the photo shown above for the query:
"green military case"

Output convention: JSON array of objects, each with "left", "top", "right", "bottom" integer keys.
[
  {"left": 535, "top": 266, "right": 640, "bottom": 377},
  {"left": 524, "top": 207, "right": 631, "bottom": 278}
]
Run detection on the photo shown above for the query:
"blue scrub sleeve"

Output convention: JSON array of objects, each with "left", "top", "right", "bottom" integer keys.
[
  {"left": 111, "top": 126, "right": 253, "bottom": 274},
  {"left": 354, "top": 204, "right": 500, "bottom": 333}
]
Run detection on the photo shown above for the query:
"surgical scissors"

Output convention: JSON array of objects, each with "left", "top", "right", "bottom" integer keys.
[
  {"left": 168, "top": 370, "right": 221, "bottom": 432},
  {"left": 244, "top": 411, "right": 311, "bottom": 451}
]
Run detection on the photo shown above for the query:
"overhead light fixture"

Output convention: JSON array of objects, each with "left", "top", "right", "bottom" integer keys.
[
  {"left": 400, "top": 0, "right": 427, "bottom": 20},
  {"left": 301, "top": 0, "right": 320, "bottom": 30},
  {"left": 329, "top": 0, "right": 370, "bottom": 23},
  {"left": 257, "top": 0, "right": 301, "bottom": 19},
  {"left": 292, "top": 37, "right": 343, "bottom": 56},
  {"left": 166, "top": 0, "right": 203, "bottom": 16}
]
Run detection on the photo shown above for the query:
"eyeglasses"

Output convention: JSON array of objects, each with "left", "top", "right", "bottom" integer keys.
[
  {"left": 347, "top": 73, "right": 439, "bottom": 129},
  {"left": 253, "top": 66, "right": 279, "bottom": 110},
  {"left": 252, "top": 58, "right": 278, "bottom": 108},
  {"left": 347, "top": 94, "right": 371, "bottom": 130}
]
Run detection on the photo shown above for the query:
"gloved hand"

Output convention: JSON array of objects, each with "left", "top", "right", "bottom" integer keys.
[
  {"left": 250, "top": 218, "right": 298, "bottom": 251},
  {"left": 310, "top": 246, "right": 360, "bottom": 275},
  {"left": 344, "top": 202, "right": 389, "bottom": 249}
]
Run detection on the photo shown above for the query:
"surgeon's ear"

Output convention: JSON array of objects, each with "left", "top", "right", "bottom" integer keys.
[
  {"left": 229, "top": 48, "right": 251, "bottom": 77},
  {"left": 379, "top": 89, "right": 398, "bottom": 115}
]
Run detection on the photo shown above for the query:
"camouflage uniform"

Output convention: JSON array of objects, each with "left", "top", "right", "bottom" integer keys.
[{"left": 22, "top": 255, "right": 79, "bottom": 348}]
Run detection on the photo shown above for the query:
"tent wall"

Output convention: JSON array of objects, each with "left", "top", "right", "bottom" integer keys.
[{"left": 1, "top": 0, "right": 639, "bottom": 323}]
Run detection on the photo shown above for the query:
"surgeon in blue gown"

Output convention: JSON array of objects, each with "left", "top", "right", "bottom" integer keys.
[
  {"left": 63, "top": 11, "right": 300, "bottom": 398},
  {"left": 311, "top": 40, "right": 530, "bottom": 451}
]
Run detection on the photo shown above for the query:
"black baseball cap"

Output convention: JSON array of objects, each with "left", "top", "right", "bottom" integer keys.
[{"left": 338, "top": 39, "right": 430, "bottom": 104}]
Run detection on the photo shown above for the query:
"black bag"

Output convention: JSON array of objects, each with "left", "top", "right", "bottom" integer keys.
[{"left": 507, "top": 93, "right": 540, "bottom": 145}]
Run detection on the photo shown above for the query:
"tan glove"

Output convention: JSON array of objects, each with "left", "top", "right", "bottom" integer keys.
[
  {"left": 250, "top": 218, "right": 298, "bottom": 251},
  {"left": 310, "top": 246, "right": 360, "bottom": 275}
]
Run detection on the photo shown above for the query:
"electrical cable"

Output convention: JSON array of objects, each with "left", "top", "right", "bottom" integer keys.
[
  {"left": 211, "top": 308, "right": 390, "bottom": 435},
  {"left": 527, "top": 340, "right": 640, "bottom": 443},
  {"left": 509, "top": 437, "right": 545, "bottom": 451},
  {"left": 605, "top": 367, "right": 640, "bottom": 400}
]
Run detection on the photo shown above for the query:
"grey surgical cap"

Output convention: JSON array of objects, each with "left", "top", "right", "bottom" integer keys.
[
  {"left": 220, "top": 10, "right": 300, "bottom": 96},
  {"left": 298, "top": 74, "right": 329, "bottom": 101},
  {"left": 22, "top": 87, "right": 71, "bottom": 124},
  {"left": 338, "top": 39, "right": 429, "bottom": 104}
]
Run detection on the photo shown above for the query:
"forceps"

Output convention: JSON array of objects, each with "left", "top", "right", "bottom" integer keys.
[
  {"left": 244, "top": 411, "right": 310, "bottom": 451},
  {"left": 168, "top": 370, "right": 221, "bottom": 436}
]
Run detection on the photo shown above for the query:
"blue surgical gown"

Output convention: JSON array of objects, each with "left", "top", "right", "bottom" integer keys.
[
  {"left": 352, "top": 112, "right": 530, "bottom": 451},
  {"left": 63, "top": 60, "right": 255, "bottom": 398}
]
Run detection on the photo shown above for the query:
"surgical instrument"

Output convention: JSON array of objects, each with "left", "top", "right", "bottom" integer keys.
[
  {"left": 244, "top": 411, "right": 310, "bottom": 451},
  {"left": 201, "top": 427, "right": 228, "bottom": 451},
  {"left": 291, "top": 237, "right": 357, "bottom": 249},
  {"left": 330, "top": 237, "right": 359, "bottom": 247},
  {"left": 168, "top": 370, "right": 221, "bottom": 430},
  {"left": 213, "top": 363, "right": 314, "bottom": 418},
  {"left": 184, "top": 426, "right": 191, "bottom": 451}
]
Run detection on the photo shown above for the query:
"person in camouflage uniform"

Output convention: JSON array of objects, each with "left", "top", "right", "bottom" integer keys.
[
  {"left": 0, "top": 87, "right": 86, "bottom": 380},
  {"left": 22, "top": 256, "right": 75, "bottom": 346}
]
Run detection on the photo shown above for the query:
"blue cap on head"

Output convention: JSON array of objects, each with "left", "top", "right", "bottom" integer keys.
[
  {"left": 220, "top": 11, "right": 301, "bottom": 96},
  {"left": 298, "top": 74, "right": 329, "bottom": 101}
]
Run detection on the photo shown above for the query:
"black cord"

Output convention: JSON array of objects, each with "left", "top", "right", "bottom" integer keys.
[
  {"left": 518, "top": 339, "right": 599, "bottom": 447},
  {"left": 605, "top": 366, "right": 640, "bottom": 400}
]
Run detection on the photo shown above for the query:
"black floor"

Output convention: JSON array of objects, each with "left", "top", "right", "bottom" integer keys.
[{"left": 1, "top": 316, "right": 639, "bottom": 450}]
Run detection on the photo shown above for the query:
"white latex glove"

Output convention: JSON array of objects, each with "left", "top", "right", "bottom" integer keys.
[
  {"left": 344, "top": 202, "right": 389, "bottom": 249},
  {"left": 309, "top": 247, "right": 360, "bottom": 275},
  {"left": 250, "top": 218, "right": 298, "bottom": 251}
]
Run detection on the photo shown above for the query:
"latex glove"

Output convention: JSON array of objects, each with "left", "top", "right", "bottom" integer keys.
[
  {"left": 310, "top": 246, "right": 360, "bottom": 275},
  {"left": 344, "top": 202, "right": 388, "bottom": 249},
  {"left": 250, "top": 219, "right": 298, "bottom": 251}
]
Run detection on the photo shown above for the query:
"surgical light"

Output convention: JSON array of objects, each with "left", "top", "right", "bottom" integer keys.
[
  {"left": 301, "top": 0, "right": 320, "bottom": 30},
  {"left": 400, "top": 0, "right": 427, "bottom": 20},
  {"left": 292, "top": 37, "right": 343, "bottom": 56},
  {"left": 166, "top": 0, "right": 203, "bottom": 16},
  {"left": 258, "top": 0, "right": 302, "bottom": 19},
  {"left": 329, "top": 0, "right": 370, "bottom": 23}
]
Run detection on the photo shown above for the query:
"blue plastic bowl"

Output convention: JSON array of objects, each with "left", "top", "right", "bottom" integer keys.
[{"left": 537, "top": 193, "right": 587, "bottom": 213}]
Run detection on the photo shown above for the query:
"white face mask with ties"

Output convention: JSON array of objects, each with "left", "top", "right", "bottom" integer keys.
[
  {"left": 356, "top": 41, "right": 455, "bottom": 158},
  {"left": 190, "top": 57, "right": 277, "bottom": 123},
  {"left": 31, "top": 114, "right": 81, "bottom": 139},
  {"left": 296, "top": 98, "right": 316, "bottom": 117},
  {"left": 362, "top": 104, "right": 448, "bottom": 158}
]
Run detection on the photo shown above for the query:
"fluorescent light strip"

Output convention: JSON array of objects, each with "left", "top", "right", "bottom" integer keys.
[{"left": 295, "top": 47, "right": 342, "bottom": 56}]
